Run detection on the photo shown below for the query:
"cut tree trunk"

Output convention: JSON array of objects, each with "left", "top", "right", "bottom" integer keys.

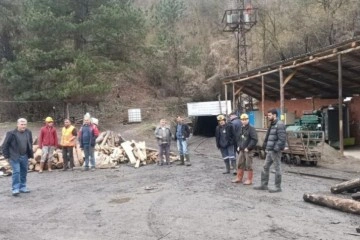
[
  {"left": 330, "top": 178, "right": 360, "bottom": 194},
  {"left": 352, "top": 192, "right": 360, "bottom": 201},
  {"left": 303, "top": 193, "right": 360, "bottom": 215}
]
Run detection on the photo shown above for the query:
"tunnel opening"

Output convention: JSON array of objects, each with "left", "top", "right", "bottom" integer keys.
[{"left": 193, "top": 116, "right": 218, "bottom": 137}]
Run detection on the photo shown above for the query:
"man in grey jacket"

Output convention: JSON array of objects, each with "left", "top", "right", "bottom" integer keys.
[
  {"left": 254, "top": 109, "right": 286, "bottom": 193},
  {"left": 155, "top": 119, "right": 172, "bottom": 165},
  {"left": 2, "top": 118, "right": 34, "bottom": 196}
]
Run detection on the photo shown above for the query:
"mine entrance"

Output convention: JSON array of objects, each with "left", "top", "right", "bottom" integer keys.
[{"left": 192, "top": 116, "right": 218, "bottom": 137}]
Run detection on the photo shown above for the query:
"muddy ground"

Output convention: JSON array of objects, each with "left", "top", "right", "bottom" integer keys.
[{"left": 0, "top": 122, "right": 359, "bottom": 240}]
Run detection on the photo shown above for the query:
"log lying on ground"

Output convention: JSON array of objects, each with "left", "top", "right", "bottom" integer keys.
[
  {"left": 303, "top": 193, "right": 360, "bottom": 215},
  {"left": 330, "top": 178, "right": 360, "bottom": 194},
  {"left": 352, "top": 193, "right": 360, "bottom": 201}
]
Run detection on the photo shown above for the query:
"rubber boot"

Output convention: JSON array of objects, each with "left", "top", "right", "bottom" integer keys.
[
  {"left": 185, "top": 154, "right": 191, "bottom": 166},
  {"left": 47, "top": 161, "right": 52, "bottom": 172},
  {"left": 39, "top": 162, "right": 44, "bottom": 173},
  {"left": 178, "top": 155, "right": 185, "bottom": 165},
  {"left": 231, "top": 169, "right": 244, "bottom": 183},
  {"left": 230, "top": 159, "right": 237, "bottom": 175},
  {"left": 223, "top": 159, "right": 230, "bottom": 174},
  {"left": 269, "top": 174, "right": 282, "bottom": 193},
  {"left": 243, "top": 170, "right": 253, "bottom": 185},
  {"left": 253, "top": 170, "right": 269, "bottom": 190}
]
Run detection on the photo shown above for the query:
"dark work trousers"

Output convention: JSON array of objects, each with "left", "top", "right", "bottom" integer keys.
[
  {"left": 158, "top": 143, "right": 170, "bottom": 164},
  {"left": 62, "top": 146, "right": 75, "bottom": 169}
]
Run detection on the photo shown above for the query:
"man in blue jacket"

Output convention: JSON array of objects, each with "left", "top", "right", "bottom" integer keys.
[{"left": 2, "top": 118, "right": 33, "bottom": 196}]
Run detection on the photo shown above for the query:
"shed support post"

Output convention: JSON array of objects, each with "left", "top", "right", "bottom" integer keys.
[
  {"left": 279, "top": 66, "right": 285, "bottom": 118},
  {"left": 338, "top": 54, "right": 344, "bottom": 156},
  {"left": 225, "top": 84, "right": 228, "bottom": 115},
  {"left": 232, "top": 82, "right": 235, "bottom": 113},
  {"left": 262, "top": 75, "right": 265, "bottom": 128}
]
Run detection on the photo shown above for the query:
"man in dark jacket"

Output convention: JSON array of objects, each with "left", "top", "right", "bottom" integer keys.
[
  {"left": 254, "top": 109, "right": 286, "bottom": 193},
  {"left": 215, "top": 114, "right": 236, "bottom": 174},
  {"left": 175, "top": 116, "right": 191, "bottom": 166},
  {"left": 2, "top": 118, "right": 33, "bottom": 196},
  {"left": 78, "top": 115, "right": 99, "bottom": 171},
  {"left": 229, "top": 112, "right": 242, "bottom": 174},
  {"left": 232, "top": 113, "right": 258, "bottom": 185}
]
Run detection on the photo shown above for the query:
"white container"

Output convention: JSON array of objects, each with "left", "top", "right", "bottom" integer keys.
[{"left": 128, "top": 109, "right": 142, "bottom": 123}]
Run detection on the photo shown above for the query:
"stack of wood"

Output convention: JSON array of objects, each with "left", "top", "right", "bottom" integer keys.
[
  {"left": 94, "top": 130, "right": 178, "bottom": 168},
  {"left": 303, "top": 178, "right": 360, "bottom": 215},
  {"left": 0, "top": 156, "right": 11, "bottom": 176}
]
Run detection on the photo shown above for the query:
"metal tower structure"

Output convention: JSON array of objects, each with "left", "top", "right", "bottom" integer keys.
[{"left": 222, "top": 0, "right": 258, "bottom": 112}]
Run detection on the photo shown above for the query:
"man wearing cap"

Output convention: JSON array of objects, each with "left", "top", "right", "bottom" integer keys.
[
  {"left": 215, "top": 114, "right": 236, "bottom": 174},
  {"left": 229, "top": 112, "right": 242, "bottom": 174},
  {"left": 60, "top": 118, "right": 77, "bottom": 171},
  {"left": 38, "top": 116, "right": 58, "bottom": 173},
  {"left": 254, "top": 109, "right": 286, "bottom": 193},
  {"left": 78, "top": 114, "right": 99, "bottom": 171},
  {"left": 232, "top": 113, "right": 258, "bottom": 185},
  {"left": 2, "top": 118, "right": 33, "bottom": 196}
]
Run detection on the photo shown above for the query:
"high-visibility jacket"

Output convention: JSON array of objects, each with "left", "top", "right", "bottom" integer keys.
[{"left": 61, "top": 125, "right": 76, "bottom": 147}]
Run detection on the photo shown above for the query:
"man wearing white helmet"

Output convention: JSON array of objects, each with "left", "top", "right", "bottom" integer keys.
[{"left": 38, "top": 116, "right": 58, "bottom": 173}]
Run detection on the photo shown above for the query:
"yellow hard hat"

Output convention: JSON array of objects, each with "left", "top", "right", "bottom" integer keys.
[
  {"left": 45, "top": 117, "right": 53, "bottom": 122},
  {"left": 217, "top": 114, "right": 226, "bottom": 121},
  {"left": 240, "top": 113, "right": 249, "bottom": 120}
]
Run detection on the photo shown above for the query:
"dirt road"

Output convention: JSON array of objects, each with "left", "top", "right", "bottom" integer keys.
[{"left": 0, "top": 124, "right": 359, "bottom": 240}]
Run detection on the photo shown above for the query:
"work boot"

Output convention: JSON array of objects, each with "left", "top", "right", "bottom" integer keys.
[
  {"left": 39, "top": 162, "right": 44, "bottom": 173},
  {"left": 269, "top": 174, "right": 282, "bottom": 193},
  {"left": 223, "top": 159, "right": 230, "bottom": 174},
  {"left": 185, "top": 154, "right": 191, "bottom": 166},
  {"left": 231, "top": 169, "right": 244, "bottom": 183},
  {"left": 230, "top": 159, "right": 237, "bottom": 175},
  {"left": 243, "top": 170, "right": 253, "bottom": 185},
  {"left": 178, "top": 155, "right": 185, "bottom": 165},
  {"left": 253, "top": 171, "right": 269, "bottom": 190},
  {"left": 47, "top": 161, "right": 52, "bottom": 172}
]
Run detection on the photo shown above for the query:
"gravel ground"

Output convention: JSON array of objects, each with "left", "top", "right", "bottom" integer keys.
[{"left": 0, "top": 123, "right": 359, "bottom": 240}]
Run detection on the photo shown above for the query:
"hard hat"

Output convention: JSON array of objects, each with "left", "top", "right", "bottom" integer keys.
[
  {"left": 91, "top": 117, "right": 99, "bottom": 126},
  {"left": 45, "top": 117, "right": 53, "bottom": 122},
  {"left": 240, "top": 113, "right": 249, "bottom": 120},
  {"left": 217, "top": 114, "right": 226, "bottom": 121}
]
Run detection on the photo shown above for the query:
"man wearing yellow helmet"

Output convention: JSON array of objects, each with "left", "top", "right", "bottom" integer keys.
[
  {"left": 232, "top": 113, "right": 258, "bottom": 185},
  {"left": 38, "top": 116, "right": 58, "bottom": 173},
  {"left": 215, "top": 114, "right": 236, "bottom": 174}
]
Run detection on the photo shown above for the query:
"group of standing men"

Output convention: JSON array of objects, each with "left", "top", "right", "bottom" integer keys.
[
  {"left": 2, "top": 114, "right": 99, "bottom": 196},
  {"left": 215, "top": 108, "right": 286, "bottom": 193},
  {"left": 155, "top": 116, "right": 191, "bottom": 166}
]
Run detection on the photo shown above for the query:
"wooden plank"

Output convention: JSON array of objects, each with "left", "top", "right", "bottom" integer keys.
[{"left": 121, "top": 141, "right": 136, "bottom": 164}]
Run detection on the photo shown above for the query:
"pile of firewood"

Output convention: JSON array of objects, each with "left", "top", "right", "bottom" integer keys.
[{"left": 0, "top": 130, "right": 178, "bottom": 175}]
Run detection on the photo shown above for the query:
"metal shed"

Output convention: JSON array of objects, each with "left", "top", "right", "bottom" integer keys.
[{"left": 221, "top": 37, "right": 360, "bottom": 154}]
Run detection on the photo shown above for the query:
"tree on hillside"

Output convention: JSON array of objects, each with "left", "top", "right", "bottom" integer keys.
[
  {"left": 151, "top": 0, "right": 187, "bottom": 100},
  {"left": 0, "top": 0, "right": 146, "bottom": 106}
]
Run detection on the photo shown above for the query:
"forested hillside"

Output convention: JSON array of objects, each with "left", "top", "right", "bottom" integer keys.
[{"left": 0, "top": 0, "right": 359, "bottom": 121}]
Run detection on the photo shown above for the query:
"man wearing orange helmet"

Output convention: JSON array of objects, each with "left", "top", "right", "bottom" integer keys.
[
  {"left": 38, "top": 116, "right": 58, "bottom": 173},
  {"left": 215, "top": 114, "right": 236, "bottom": 174}
]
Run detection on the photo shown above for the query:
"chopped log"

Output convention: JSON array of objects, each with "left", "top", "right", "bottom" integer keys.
[
  {"left": 30, "top": 158, "right": 37, "bottom": 165},
  {"left": 34, "top": 148, "right": 42, "bottom": 162},
  {"left": 32, "top": 136, "right": 38, "bottom": 145},
  {"left": 35, "top": 163, "right": 41, "bottom": 171},
  {"left": 96, "top": 131, "right": 107, "bottom": 143},
  {"left": 330, "top": 178, "right": 360, "bottom": 194},
  {"left": 101, "top": 131, "right": 111, "bottom": 147},
  {"left": 352, "top": 193, "right": 360, "bottom": 201},
  {"left": 303, "top": 193, "right": 360, "bottom": 215},
  {"left": 32, "top": 145, "right": 38, "bottom": 153},
  {"left": 121, "top": 141, "right": 136, "bottom": 164}
]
